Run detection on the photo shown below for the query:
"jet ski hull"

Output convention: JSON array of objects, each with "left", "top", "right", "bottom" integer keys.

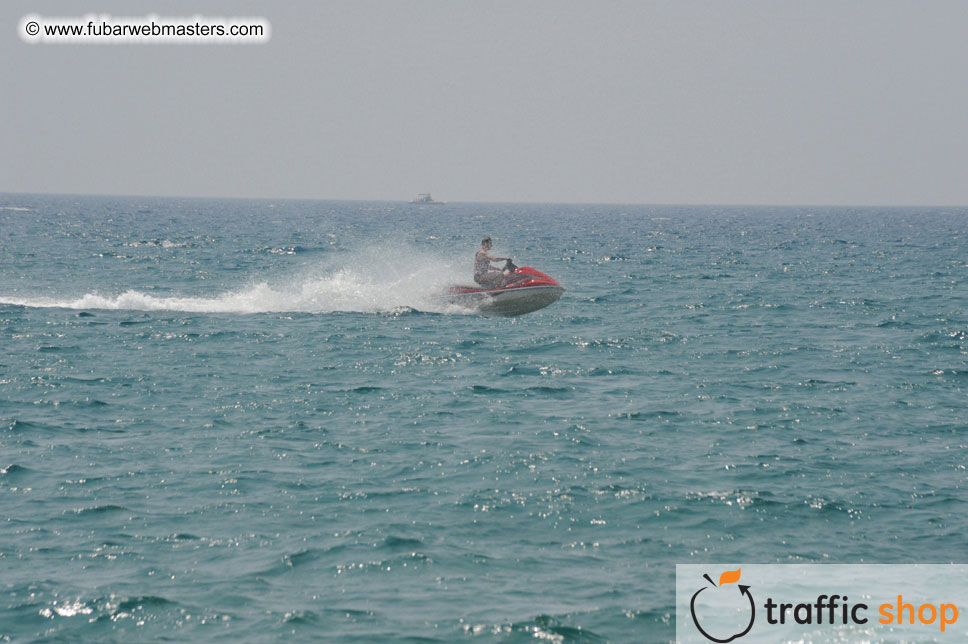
[{"left": 442, "top": 266, "right": 564, "bottom": 316}]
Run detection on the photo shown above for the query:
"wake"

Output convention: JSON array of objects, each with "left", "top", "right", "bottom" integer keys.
[{"left": 0, "top": 247, "right": 473, "bottom": 315}]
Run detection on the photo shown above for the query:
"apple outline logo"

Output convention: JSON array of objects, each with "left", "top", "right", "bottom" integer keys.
[{"left": 689, "top": 569, "right": 755, "bottom": 643}]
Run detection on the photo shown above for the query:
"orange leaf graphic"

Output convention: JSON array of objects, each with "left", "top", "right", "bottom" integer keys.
[{"left": 718, "top": 568, "right": 741, "bottom": 586}]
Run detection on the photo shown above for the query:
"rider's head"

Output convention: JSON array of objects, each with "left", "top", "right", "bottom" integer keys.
[{"left": 482, "top": 236, "right": 492, "bottom": 248}]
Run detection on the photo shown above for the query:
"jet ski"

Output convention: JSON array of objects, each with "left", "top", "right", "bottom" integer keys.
[{"left": 441, "top": 260, "right": 564, "bottom": 316}]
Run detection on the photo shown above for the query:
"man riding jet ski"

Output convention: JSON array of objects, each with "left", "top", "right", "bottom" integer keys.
[
  {"left": 440, "top": 236, "right": 564, "bottom": 316},
  {"left": 474, "top": 236, "right": 510, "bottom": 288}
]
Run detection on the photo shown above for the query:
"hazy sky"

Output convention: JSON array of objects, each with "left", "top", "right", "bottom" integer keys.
[{"left": 4, "top": 1, "right": 967, "bottom": 205}]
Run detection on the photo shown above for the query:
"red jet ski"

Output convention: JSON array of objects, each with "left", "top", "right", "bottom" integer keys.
[{"left": 442, "top": 260, "right": 564, "bottom": 316}]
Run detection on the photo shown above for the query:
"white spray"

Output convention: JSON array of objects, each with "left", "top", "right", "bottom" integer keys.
[{"left": 0, "top": 244, "right": 476, "bottom": 315}]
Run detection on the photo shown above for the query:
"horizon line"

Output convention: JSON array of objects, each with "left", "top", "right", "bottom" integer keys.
[{"left": 1, "top": 190, "right": 966, "bottom": 210}]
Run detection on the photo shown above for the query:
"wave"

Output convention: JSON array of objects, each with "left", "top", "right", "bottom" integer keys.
[
  {"left": 122, "top": 240, "right": 191, "bottom": 249},
  {"left": 0, "top": 247, "right": 473, "bottom": 315}
]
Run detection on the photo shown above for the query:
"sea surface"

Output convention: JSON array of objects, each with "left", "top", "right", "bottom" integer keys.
[{"left": 1, "top": 195, "right": 966, "bottom": 643}]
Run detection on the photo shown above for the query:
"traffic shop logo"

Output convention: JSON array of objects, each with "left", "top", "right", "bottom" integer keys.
[{"left": 689, "top": 569, "right": 755, "bottom": 643}]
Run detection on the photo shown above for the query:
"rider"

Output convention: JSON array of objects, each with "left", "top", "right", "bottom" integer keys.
[{"left": 474, "top": 236, "right": 511, "bottom": 288}]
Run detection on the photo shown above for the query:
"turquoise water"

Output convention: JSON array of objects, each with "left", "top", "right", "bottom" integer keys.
[{"left": 1, "top": 195, "right": 966, "bottom": 643}]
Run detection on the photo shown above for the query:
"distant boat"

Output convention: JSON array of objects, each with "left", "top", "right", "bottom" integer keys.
[{"left": 410, "top": 193, "right": 446, "bottom": 204}]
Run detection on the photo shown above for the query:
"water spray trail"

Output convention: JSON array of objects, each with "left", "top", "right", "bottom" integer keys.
[{"left": 0, "top": 245, "right": 475, "bottom": 315}]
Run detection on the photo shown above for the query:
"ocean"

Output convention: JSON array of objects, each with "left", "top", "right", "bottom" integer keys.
[{"left": 1, "top": 194, "right": 966, "bottom": 643}]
